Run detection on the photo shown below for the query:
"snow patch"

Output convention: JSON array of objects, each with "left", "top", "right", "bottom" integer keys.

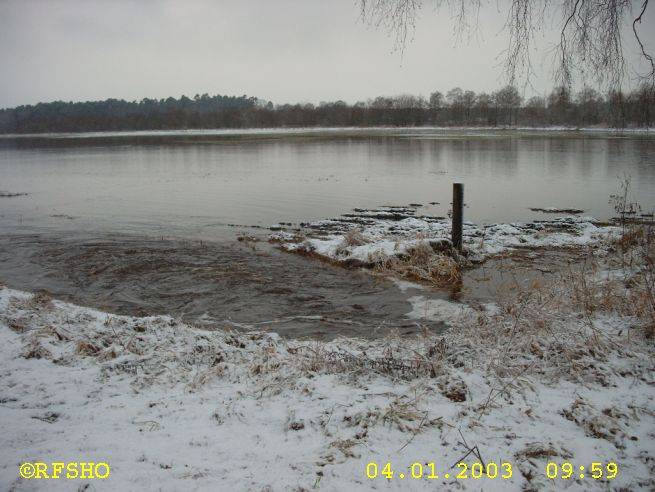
[
  {"left": 406, "top": 296, "right": 474, "bottom": 324},
  {"left": 277, "top": 210, "right": 620, "bottom": 265}
]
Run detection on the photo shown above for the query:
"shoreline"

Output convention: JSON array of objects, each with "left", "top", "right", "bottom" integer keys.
[
  {"left": 0, "top": 126, "right": 653, "bottom": 139},
  {"left": 1, "top": 224, "right": 653, "bottom": 491}
]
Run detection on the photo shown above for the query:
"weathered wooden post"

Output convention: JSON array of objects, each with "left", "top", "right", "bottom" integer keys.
[{"left": 451, "top": 183, "right": 463, "bottom": 252}]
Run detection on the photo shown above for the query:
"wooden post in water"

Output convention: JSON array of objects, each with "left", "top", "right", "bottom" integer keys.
[{"left": 451, "top": 183, "right": 464, "bottom": 252}]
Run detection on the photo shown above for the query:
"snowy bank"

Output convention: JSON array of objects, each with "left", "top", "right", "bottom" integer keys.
[
  {"left": 1, "top": 277, "right": 653, "bottom": 491},
  {"left": 273, "top": 207, "right": 620, "bottom": 266}
]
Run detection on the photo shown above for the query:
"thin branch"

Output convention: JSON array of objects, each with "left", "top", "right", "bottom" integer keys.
[
  {"left": 359, "top": 0, "right": 651, "bottom": 91},
  {"left": 633, "top": 0, "right": 655, "bottom": 88}
]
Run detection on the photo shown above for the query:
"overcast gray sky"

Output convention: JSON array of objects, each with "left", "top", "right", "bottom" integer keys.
[{"left": 1, "top": 0, "right": 653, "bottom": 108}]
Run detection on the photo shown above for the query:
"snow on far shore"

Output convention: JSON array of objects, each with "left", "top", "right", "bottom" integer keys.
[
  {"left": 1, "top": 126, "right": 652, "bottom": 139},
  {"left": 275, "top": 209, "right": 620, "bottom": 265},
  {"left": 1, "top": 284, "right": 653, "bottom": 491}
]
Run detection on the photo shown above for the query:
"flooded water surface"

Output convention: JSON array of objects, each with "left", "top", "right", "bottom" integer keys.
[
  {"left": 0, "top": 129, "right": 653, "bottom": 337},
  {"left": 1, "top": 129, "right": 653, "bottom": 238}
]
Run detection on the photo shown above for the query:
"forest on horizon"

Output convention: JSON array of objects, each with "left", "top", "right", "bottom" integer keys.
[{"left": 0, "top": 85, "right": 653, "bottom": 133}]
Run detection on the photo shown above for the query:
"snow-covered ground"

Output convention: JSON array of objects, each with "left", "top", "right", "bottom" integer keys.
[
  {"left": 1, "top": 257, "right": 653, "bottom": 492},
  {"left": 274, "top": 208, "right": 620, "bottom": 265}
]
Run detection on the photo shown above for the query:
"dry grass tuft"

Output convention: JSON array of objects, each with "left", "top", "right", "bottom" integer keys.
[
  {"left": 375, "top": 241, "right": 462, "bottom": 287},
  {"left": 341, "top": 398, "right": 438, "bottom": 433},
  {"left": 341, "top": 230, "right": 370, "bottom": 247},
  {"left": 439, "top": 376, "right": 468, "bottom": 402},
  {"left": 21, "top": 341, "right": 51, "bottom": 360},
  {"left": 515, "top": 442, "right": 572, "bottom": 460},
  {"left": 564, "top": 223, "right": 655, "bottom": 340},
  {"left": 618, "top": 227, "right": 645, "bottom": 249},
  {"left": 646, "top": 320, "right": 655, "bottom": 339},
  {"left": 96, "top": 348, "right": 118, "bottom": 361},
  {"left": 76, "top": 340, "right": 100, "bottom": 356},
  {"left": 330, "top": 438, "right": 361, "bottom": 458},
  {"left": 560, "top": 399, "right": 628, "bottom": 448},
  {"left": 29, "top": 291, "right": 53, "bottom": 310},
  {"left": 5, "top": 318, "right": 27, "bottom": 333}
]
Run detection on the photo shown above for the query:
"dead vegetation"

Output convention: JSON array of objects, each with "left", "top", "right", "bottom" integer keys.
[
  {"left": 340, "top": 230, "right": 370, "bottom": 248},
  {"left": 560, "top": 399, "right": 631, "bottom": 449},
  {"left": 340, "top": 397, "right": 442, "bottom": 434},
  {"left": 374, "top": 241, "right": 462, "bottom": 287},
  {"left": 20, "top": 341, "right": 52, "bottom": 360},
  {"left": 2, "top": 233, "right": 654, "bottom": 490},
  {"left": 563, "top": 180, "right": 655, "bottom": 339},
  {"left": 514, "top": 442, "right": 572, "bottom": 461},
  {"left": 1, "top": 184, "right": 653, "bottom": 491}
]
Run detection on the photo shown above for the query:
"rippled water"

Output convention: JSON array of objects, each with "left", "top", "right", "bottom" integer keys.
[
  {"left": 1, "top": 129, "right": 653, "bottom": 239},
  {"left": 0, "top": 129, "right": 652, "bottom": 338},
  {"left": 0, "top": 232, "right": 452, "bottom": 339}
]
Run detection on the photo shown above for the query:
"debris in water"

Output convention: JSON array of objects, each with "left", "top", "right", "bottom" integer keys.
[
  {"left": 530, "top": 207, "right": 584, "bottom": 214},
  {"left": 0, "top": 191, "right": 29, "bottom": 198},
  {"left": 50, "top": 214, "right": 77, "bottom": 220}
]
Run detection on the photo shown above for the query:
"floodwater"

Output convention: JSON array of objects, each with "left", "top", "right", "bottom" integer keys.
[
  {"left": 0, "top": 128, "right": 653, "bottom": 338},
  {"left": 1, "top": 128, "right": 653, "bottom": 237},
  {"left": 0, "top": 232, "right": 438, "bottom": 339}
]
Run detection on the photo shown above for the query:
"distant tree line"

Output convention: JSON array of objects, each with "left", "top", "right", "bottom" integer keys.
[
  {"left": 0, "top": 94, "right": 258, "bottom": 133},
  {"left": 1, "top": 86, "right": 653, "bottom": 133}
]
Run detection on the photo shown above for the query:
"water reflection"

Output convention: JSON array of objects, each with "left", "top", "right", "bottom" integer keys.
[{"left": 1, "top": 130, "right": 653, "bottom": 240}]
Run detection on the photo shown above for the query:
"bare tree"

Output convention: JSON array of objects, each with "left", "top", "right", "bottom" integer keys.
[
  {"left": 359, "top": 0, "right": 654, "bottom": 90},
  {"left": 474, "top": 92, "right": 493, "bottom": 124},
  {"left": 462, "top": 90, "right": 476, "bottom": 124},
  {"left": 446, "top": 87, "right": 465, "bottom": 122},
  {"left": 576, "top": 87, "right": 604, "bottom": 125},
  {"left": 429, "top": 90, "right": 444, "bottom": 109},
  {"left": 547, "top": 85, "right": 573, "bottom": 123},
  {"left": 524, "top": 95, "right": 547, "bottom": 126},
  {"left": 494, "top": 85, "right": 523, "bottom": 126}
]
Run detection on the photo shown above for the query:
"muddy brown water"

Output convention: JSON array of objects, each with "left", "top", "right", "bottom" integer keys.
[
  {"left": 0, "top": 232, "right": 449, "bottom": 339},
  {"left": 0, "top": 231, "right": 583, "bottom": 339}
]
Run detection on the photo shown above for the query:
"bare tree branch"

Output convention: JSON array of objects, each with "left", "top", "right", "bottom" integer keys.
[
  {"left": 359, "top": 0, "right": 422, "bottom": 55},
  {"left": 633, "top": 0, "right": 655, "bottom": 88},
  {"left": 358, "top": 0, "right": 653, "bottom": 91}
]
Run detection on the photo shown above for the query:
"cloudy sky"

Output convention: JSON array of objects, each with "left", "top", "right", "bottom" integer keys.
[{"left": 1, "top": 0, "right": 653, "bottom": 108}]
